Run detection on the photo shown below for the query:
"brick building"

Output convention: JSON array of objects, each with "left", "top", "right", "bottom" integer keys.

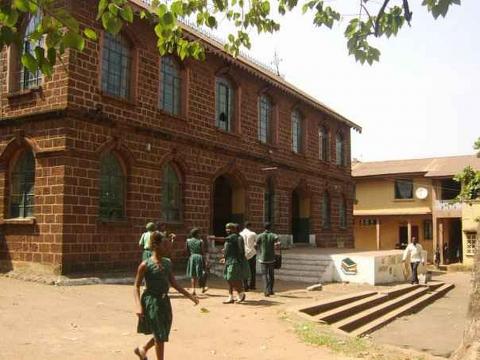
[{"left": 0, "top": 0, "right": 361, "bottom": 274}]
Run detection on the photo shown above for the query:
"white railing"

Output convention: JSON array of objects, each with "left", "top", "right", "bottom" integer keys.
[{"left": 433, "top": 200, "right": 462, "bottom": 212}]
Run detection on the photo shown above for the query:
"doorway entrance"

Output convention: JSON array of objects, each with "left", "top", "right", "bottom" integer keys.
[
  {"left": 398, "top": 225, "right": 418, "bottom": 249},
  {"left": 212, "top": 175, "right": 245, "bottom": 236},
  {"left": 292, "top": 188, "right": 310, "bottom": 244}
]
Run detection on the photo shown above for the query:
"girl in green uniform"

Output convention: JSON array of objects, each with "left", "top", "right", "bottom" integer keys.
[
  {"left": 139, "top": 222, "right": 156, "bottom": 261},
  {"left": 220, "top": 223, "right": 249, "bottom": 304},
  {"left": 134, "top": 231, "right": 199, "bottom": 360},
  {"left": 185, "top": 228, "right": 207, "bottom": 295}
]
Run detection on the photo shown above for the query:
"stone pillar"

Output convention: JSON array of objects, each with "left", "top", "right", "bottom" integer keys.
[
  {"left": 439, "top": 220, "right": 444, "bottom": 264},
  {"left": 407, "top": 220, "right": 412, "bottom": 243},
  {"left": 376, "top": 218, "right": 381, "bottom": 250}
]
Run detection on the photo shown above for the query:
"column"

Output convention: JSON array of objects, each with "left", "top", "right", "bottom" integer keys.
[
  {"left": 407, "top": 220, "right": 412, "bottom": 243},
  {"left": 439, "top": 220, "right": 444, "bottom": 264},
  {"left": 376, "top": 217, "right": 381, "bottom": 250}
]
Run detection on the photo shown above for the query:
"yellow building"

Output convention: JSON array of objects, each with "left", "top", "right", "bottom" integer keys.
[{"left": 352, "top": 155, "right": 480, "bottom": 266}]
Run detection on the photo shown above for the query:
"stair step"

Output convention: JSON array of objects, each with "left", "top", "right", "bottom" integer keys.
[
  {"left": 351, "top": 283, "right": 454, "bottom": 337},
  {"left": 276, "top": 269, "right": 326, "bottom": 277},
  {"left": 379, "top": 283, "right": 422, "bottom": 298},
  {"left": 315, "top": 284, "right": 421, "bottom": 324},
  {"left": 280, "top": 261, "right": 328, "bottom": 270},
  {"left": 334, "top": 286, "right": 429, "bottom": 332},
  {"left": 426, "top": 281, "right": 445, "bottom": 291},
  {"left": 275, "top": 274, "right": 322, "bottom": 283},
  {"left": 297, "top": 291, "right": 378, "bottom": 316},
  {"left": 314, "top": 293, "right": 389, "bottom": 323}
]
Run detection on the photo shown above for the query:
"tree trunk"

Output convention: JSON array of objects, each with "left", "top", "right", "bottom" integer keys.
[{"left": 452, "top": 231, "right": 480, "bottom": 360}]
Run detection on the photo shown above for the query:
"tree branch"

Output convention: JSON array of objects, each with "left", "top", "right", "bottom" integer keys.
[{"left": 374, "top": 0, "right": 390, "bottom": 37}]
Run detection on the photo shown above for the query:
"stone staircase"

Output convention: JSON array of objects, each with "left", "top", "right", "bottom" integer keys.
[
  {"left": 296, "top": 282, "right": 454, "bottom": 337},
  {"left": 275, "top": 252, "right": 332, "bottom": 283},
  {"left": 208, "top": 249, "right": 332, "bottom": 284}
]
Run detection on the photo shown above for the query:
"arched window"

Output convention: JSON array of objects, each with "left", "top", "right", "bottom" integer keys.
[
  {"left": 101, "top": 32, "right": 132, "bottom": 98},
  {"left": 258, "top": 95, "right": 272, "bottom": 143},
  {"left": 339, "top": 196, "right": 347, "bottom": 229},
  {"left": 160, "top": 57, "right": 182, "bottom": 115},
  {"left": 291, "top": 110, "right": 303, "bottom": 153},
  {"left": 335, "top": 132, "right": 346, "bottom": 166},
  {"left": 162, "top": 164, "right": 181, "bottom": 222},
  {"left": 215, "top": 77, "right": 234, "bottom": 131},
  {"left": 10, "top": 149, "right": 35, "bottom": 218},
  {"left": 322, "top": 191, "right": 331, "bottom": 229},
  {"left": 319, "top": 126, "right": 329, "bottom": 161},
  {"left": 264, "top": 177, "right": 275, "bottom": 224},
  {"left": 20, "top": 12, "right": 42, "bottom": 90},
  {"left": 99, "top": 152, "right": 125, "bottom": 220}
]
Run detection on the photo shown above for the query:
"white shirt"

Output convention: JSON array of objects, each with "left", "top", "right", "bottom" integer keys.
[
  {"left": 402, "top": 243, "right": 425, "bottom": 263},
  {"left": 240, "top": 228, "right": 257, "bottom": 260}
]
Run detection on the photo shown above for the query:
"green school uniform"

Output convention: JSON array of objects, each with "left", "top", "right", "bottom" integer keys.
[
  {"left": 186, "top": 237, "right": 204, "bottom": 279},
  {"left": 256, "top": 230, "right": 279, "bottom": 263},
  {"left": 137, "top": 257, "right": 173, "bottom": 342},
  {"left": 223, "top": 233, "right": 250, "bottom": 281},
  {"left": 139, "top": 231, "right": 153, "bottom": 261}
]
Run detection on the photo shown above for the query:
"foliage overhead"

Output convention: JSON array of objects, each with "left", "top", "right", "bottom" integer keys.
[
  {"left": 0, "top": 0, "right": 461, "bottom": 77},
  {"left": 455, "top": 137, "right": 480, "bottom": 202}
]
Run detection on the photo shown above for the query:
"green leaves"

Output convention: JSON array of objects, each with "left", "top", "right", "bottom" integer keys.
[
  {"left": 13, "top": 0, "right": 37, "bottom": 13},
  {"left": 454, "top": 165, "right": 480, "bottom": 202},
  {"left": 0, "top": 0, "right": 462, "bottom": 73},
  {"left": 422, "top": 0, "right": 461, "bottom": 19},
  {"left": 63, "top": 31, "right": 85, "bottom": 51},
  {"left": 21, "top": 53, "right": 37, "bottom": 73},
  {"left": 83, "top": 28, "right": 98, "bottom": 41}
]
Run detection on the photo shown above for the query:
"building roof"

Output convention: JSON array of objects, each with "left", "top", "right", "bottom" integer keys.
[
  {"left": 129, "top": 0, "right": 362, "bottom": 132},
  {"left": 352, "top": 155, "right": 480, "bottom": 178}
]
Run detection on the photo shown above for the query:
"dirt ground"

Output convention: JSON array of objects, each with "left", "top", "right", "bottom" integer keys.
[{"left": 0, "top": 273, "right": 470, "bottom": 360}]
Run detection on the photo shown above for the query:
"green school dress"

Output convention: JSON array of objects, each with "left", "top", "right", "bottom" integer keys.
[
  {"left": 137, "top": 257, "right": 173, "bottom": 342},
  {"left": 223, "top": 234, "right": 250, "bottom": 281},
  {"left": 186, "top": 237, "right": 204, "bottom": 279}
]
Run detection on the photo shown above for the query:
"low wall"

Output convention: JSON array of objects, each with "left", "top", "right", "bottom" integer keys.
[{"left": 327, "top": 250, "right": 427, "bottom": 285}]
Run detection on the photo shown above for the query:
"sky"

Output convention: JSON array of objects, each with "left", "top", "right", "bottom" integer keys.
[{"left": 215, "top": 0, "right": 480, "bottom": 162}]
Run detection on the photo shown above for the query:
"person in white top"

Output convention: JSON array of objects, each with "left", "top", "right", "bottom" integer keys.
[
  {"left": 402, "top": 237, "right": 425, "bottom": 284},
  {"left": 240, "top": 221, "right": 257, "bottom": 291}
]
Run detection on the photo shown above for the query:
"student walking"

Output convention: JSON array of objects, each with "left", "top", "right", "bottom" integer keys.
[
  {"left": 256, "top": 222, "right": 280, "bottom": 297},
  {"left": 186, "top": 228, "right": 207, "bottom": 295},
  {"left": 402, "top": 236, "right": 425, "bottom": 285},
  {"left": 240, "top": 221, "right": 257, "bottom": 291},
  {"left": 217, "top": 223, "right": 248, "bottom": 304},
  {"left": 134, "top": 231, "right": 198, "bottom": 360},
  {"left": 139, "top": 222, "right": 156, "bottom": 261}
]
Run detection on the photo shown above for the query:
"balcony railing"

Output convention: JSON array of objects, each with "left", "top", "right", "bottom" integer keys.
[{"left": 433, "top": 200, "right": 462, "bottom": 215}]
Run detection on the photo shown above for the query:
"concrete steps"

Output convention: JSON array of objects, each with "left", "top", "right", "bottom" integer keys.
[
  {"left": 298, "top": 291, "right": 378, "bottom": 316},
  {"left": 295, "top": 282, "right": 455, "bottom": 336},
  {"left": 334, "top": 286, "right": 429, "bottom": 332},
  {"left": 276, "top": 253, "right": 331, "bottom": 283},
  {"left": 350, "top": 283, "right": 454, "bottom": 337}
]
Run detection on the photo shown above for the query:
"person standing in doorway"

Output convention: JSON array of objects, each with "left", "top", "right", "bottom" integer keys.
[
  {"left": 256, "top": 222, "right": 280, "bottom": 297},
  {"left": 240, "top": 221, "right": 257, "bottom": 291},
  {"left": 402, "top": 236, "right": 425, "bottom": 285}
]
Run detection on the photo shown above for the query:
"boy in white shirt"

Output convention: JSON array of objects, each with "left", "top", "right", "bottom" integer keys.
[
  {"left": 402, "top": 237, "right": 425, "bottom": 284},
  {"left": 240, "top": 221, "right": 257, "bottom": 291}
]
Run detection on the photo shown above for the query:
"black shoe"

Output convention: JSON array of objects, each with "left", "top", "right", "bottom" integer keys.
[{"left": 264, "top": 293, "right": 270, "bottom": 297}]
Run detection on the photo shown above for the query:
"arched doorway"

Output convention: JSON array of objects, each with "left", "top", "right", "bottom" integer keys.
[
  {"left": 212, "top": 175, "right": 245, "bottom": 236},
  {"left": 292, "top": 188, "right": 310, "bottom": 243}
]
